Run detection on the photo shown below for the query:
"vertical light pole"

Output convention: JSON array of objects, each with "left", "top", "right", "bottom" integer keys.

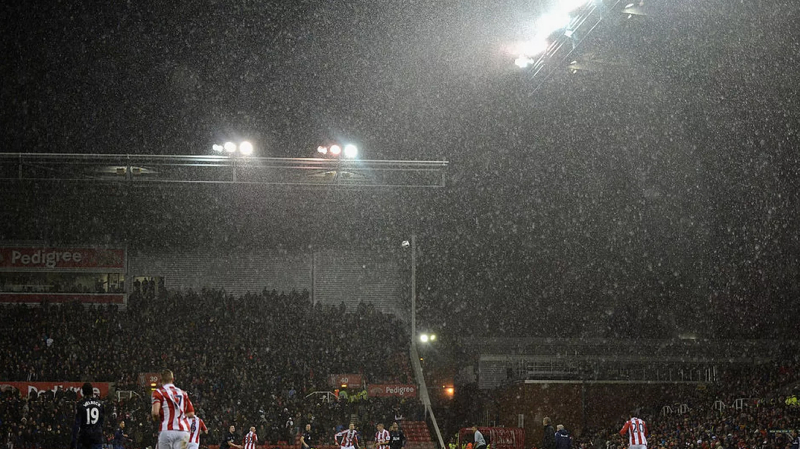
[
  {"left": 410, "top": 234, "right": 416, "bottom": 346},
  {"left": 407, "top": 235, "right": 446, "bottom": 449}
]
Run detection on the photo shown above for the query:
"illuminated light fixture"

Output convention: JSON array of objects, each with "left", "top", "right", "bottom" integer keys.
[
  {"left": 224, "top": 141, "right": 237, "bottom": 153},
  {"left": 536, "top": 13, "right": 572, "bottom": 36},
  {"left": 515, "top": 56, "right": 535, "bottom": 68},
  {"left": 317, "top": 146, "right": 328, "bottom": 155},
  {"left": 560, "top": 0, "right": 589, "bottom": 13},
  {"left": 518, "top": 39, "right": 549, "bottom": 57},
  {"left": 239, "top": 141, "right": 253, "bottom": 155},
  {"left": 329, "top": 144, "right": 342, "bottom": 155},
  {"left": 429, "top": 334, "right": 436, "bottom": 341},
  {"left": 212, "top": 144, "right": 224, "bottom": 152},
  {"left": 420, "top": 334, "right": 429, "bottom": 343},
  {"left": 341, "top": 384, "right": 348, "bottom": 388},
  {"left": 344, "top": 144, "right": 358, "bottom": 158},
  {"left": 445, "top": 387, "right": 454, "bottom": 396}
]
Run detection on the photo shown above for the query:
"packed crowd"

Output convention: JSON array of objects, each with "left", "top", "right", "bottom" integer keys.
[
  {"left": 3, "top": 288, "right": 798, "bottom": 449},
  {"left": 574, "top": 362, "right": 800, "bottom": 449},
  {"left": 0, "top": 288, "right": 418, "bottom": 449}
]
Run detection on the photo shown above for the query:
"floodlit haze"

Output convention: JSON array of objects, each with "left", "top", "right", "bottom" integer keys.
[{"left": 1, "top": 0, "right": 799, "bottom": 339}]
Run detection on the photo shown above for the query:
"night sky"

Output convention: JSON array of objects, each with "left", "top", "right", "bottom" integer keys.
[{"left": 2, "top": 0, "right": 799, "bottom": 339}]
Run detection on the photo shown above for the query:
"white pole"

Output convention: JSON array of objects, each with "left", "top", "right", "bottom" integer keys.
[{"left": 411, "top": 234, "right": 416, "bottom": 344}]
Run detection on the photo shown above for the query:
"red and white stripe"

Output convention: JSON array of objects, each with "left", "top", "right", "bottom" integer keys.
[
  {"left": 189, "top": 417, "right": 207, "bottom": 444},
  {"left": 244, "top": 431, "right": 258, "bottom": 449},
  {"left": 152, "top": 383, "right": 194, "bottom": 432},
  {"left": 375, "top": 429, "right": 390, "bottom": 449},
  {"left": 620, "top": 417, "right": 647, "bottom": 446},
  {"left": 335, "top": 430, "right": 358, "bottom": 447}
]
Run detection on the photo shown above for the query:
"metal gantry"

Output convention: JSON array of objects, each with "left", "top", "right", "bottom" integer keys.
[{"left": 0, "top": 153, "right": 449, "bottom": 189}]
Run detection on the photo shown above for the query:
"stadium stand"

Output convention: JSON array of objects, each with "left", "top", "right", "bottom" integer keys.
[{"left": 0, "top": 288, "right": 422, "bottom": 449}]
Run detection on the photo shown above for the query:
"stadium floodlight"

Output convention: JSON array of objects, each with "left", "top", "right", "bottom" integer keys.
[
  {"left": 239, "top": 141, "right": 253, "bottom": 156},
  {"left": 536, "top": 13, "right": 572, "bottom": 36},
  {"left": 344, "top": 144, "right": 358, "bottom": 158},
  {"left": 517, "top": 39, "right": 549, "bottom": 57},
  {"left": 212, "top": 144, "right": 224, "bottom": 152},
  {"left": 329, "top": 144, "right": 342, "bottom": 155},
  {"left": 317, "top": 146, "right": 328, "bottom": 155},
  {"left": 515, "top": 56, "right": 535, "bottom": 68},
  {"left": 224, "top": 141, "right": 237, "bottom": 153},
  {"left": 559, "top": 0, "right": 589, "bottom": 13}
]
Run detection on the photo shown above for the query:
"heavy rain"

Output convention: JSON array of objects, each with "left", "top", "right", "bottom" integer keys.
[{"left": 1, "top": 1, "right": 798, "bottom": 449}]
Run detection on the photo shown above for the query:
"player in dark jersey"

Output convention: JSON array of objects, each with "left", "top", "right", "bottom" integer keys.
[
  {"left": 71, "top": 383, "right": 105, "bottom": 449},
  {"left": 388, "top": 423, "right": 406, "bottom": 449},
  {"left": 301, "top": 424, "right": 314, "bottom": 449}
]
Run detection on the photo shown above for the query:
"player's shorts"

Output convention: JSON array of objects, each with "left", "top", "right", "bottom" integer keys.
[
  {"left": 158, "top": 430, "right": 190, "bottom": 449},
  {"left": 188, "top": 443, "right": 200, "bottom": 449},
  {"left": 629, "top": 444, "right": 647, "bottom": 449}
]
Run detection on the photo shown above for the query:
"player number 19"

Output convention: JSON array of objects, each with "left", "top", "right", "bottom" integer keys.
[{"left": 85, "top": 407, "right": 100, "bottom": 424}]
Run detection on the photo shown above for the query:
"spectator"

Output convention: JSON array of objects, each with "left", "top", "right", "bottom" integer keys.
[
  {"left": 555, "top": 425, "right": 570, "bottom": 449},
  {"left": 472, "top": 426, "right": 487, "bottom": 449},
  {"left": 543, "top": 418, "right": 556, "bottom": 449}
]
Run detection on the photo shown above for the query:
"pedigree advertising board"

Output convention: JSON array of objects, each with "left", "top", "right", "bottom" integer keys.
[
  {"left": 367, "top": 384, "right": 417, "bottom": 398},
  {"left": 0, "top": 247, "right": 125, "bottom": 271},
  {"left": 0, "top": 382, "right": 111, "bottom": 398}
]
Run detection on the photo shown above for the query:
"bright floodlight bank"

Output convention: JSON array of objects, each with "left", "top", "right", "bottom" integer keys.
[
  {"left": 511, "top": 0, "right": 623, "bottom": 63},
  {"left": 317, "top": 143, "right": 358, "bottom": 159},
  {"left": 213, "top": 141, "right": 255, "bottom": 156}
]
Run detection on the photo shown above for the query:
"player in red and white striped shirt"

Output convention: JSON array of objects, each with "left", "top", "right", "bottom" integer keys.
[
  {"left": 374, "top": 423, "right": 390, "bottom": 449},
  {"left": 151, "top": 370, "right": 195, "bottom": 449},
  {"left": 244, "top": 427, "right": 258, "bottom": 449},
  {"left": 335, "top": 424, "right": 360, "bottom": 449},
  {"left": 187, "top": 416, "right": 207, "bottom": 449},
  {"left": 619, "top": 416, "right": 648, "bottom": 449}
]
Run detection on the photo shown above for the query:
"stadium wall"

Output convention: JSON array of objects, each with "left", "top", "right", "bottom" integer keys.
[{"left": 127, "top": 248, "right": 406, "bottom": 316}]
